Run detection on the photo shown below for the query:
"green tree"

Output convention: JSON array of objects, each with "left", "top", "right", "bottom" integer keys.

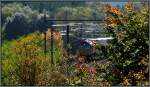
[
  {"left": 1, "top": 2, "right": 42, "bottom": 41},
  {"left": 104, "top": 2, "right": 148, "bottom": 86}
]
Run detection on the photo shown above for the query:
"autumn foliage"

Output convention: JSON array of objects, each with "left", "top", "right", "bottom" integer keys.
[
  {"left": 104, "top": 3, "right": 149, "bottom": 86},
  {"left": 2, "top": 31, "right": 64, "bottom": 86},
  {"left": 1, "top": 2, "right": 149, "bottom": 86}
]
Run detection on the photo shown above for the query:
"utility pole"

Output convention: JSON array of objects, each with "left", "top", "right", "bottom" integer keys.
[
  {"left": 66, "top": 25, "right": 70, "bottom": 56},
  {"left": 43, "top": 11, "right": 47, "bottom": 58},
  {"left": 66, "top": 25, "right": 70, "bottom": 75},
  {"left": 80, "top": 24, "right": 83, "bottom": 38}
]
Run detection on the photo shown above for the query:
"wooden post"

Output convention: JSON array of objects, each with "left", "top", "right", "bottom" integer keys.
[{"left": 44, "top": 32, "right": 47, "bottom": 58}]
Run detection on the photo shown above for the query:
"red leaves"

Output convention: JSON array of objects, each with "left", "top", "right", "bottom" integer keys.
[
  {"left": 75, "top": 63, "right": 80, "bottom": 69},
  {"left": 90, "top": 66, "right": 97, "bottom": 75},
  {"left": 74, "top": 63, "right": 97, "bottom": 76}
]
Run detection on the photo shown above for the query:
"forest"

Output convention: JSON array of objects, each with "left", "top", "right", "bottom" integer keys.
[{"left": 1, "top": 1, "right": 149, "bottom": 86}]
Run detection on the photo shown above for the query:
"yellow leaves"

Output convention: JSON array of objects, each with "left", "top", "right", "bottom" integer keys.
[
  {"left": 74, "top": 79, "right": 81, "bottom": 85},
  {"left": 125, "top": 2, "right": 134, "bottom": 12},
  {"left": 2, "top": 31, "right": 64, "bottom": 85},
  {"left": 124, "top": 69, "right": 148, "bottom": 86},
  {"left": 11, "top": 32, "right": 43, "bottom": 60},
  {"left": 24, "top": 35, "right": 34, "bottom": 43},
  {"left": 140, "top": 55, "right": 148, "bottom": 66},
  {"left": 13, "top": 30, "right": 63, "bottom": 59},
  {"left": 141, "top": 5, "right": 148, "bottom": 15},
  {"left": 133, "top": 71, "right": 145, "bottom": 81}
]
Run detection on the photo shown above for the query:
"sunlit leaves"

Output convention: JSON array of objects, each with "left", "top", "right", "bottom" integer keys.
[
  {"left": 104, "top": 2, "right": 149, "bottom": 86},
  {"left": 104, "top": 4, "right": 122, "bottom": 16},
  {"left": 2, "top": 30, "right": 65, "bottom": 85},
  {"left": 124, "top": 2, "right": 134, "bottom": 12}
]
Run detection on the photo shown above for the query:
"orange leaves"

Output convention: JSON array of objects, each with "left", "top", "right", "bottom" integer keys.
[
  {"left": 104, "top": 4, "right": 122, "bottom": 16},
  {"left": 41, "top": 28, "right": 63, "bottom": 48},
  {"left": 123, "top": 78, "right": 130, "bottom": 86},
  {"left": 105, "top": 16, "right": 123, "bottom": 28},
  {"left": 36, "top": 79, "right": 47, "bottom": 86},
  {"left": 105, "top": 16, "right": 116, "bottom": 24},
  {"left": 105, "top": 16, "right": 119, "bottom": 27},
  {"left": 104, "top": 4, "right": 123, "bottom": 28},
  {"left": 110, "top": 6, "right": 122, "bottom": 16},
  {"left": 24, "top": 58, "right": 36, "bottom": 66}
]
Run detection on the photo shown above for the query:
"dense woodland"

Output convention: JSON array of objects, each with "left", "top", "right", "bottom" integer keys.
[
  {"left": 1, "top": 1, "right": 149, "bottom": 86},
  {"left": 1, "top": 1, "right": 104, "bottom": 40}
]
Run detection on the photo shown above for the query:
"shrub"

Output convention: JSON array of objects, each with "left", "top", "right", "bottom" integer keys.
[
  {"left": 2, "top": 31, "right": 64, "bottom": 85},
  {"left": 104, "top": 2, "right": 149, "bottom": 86}
]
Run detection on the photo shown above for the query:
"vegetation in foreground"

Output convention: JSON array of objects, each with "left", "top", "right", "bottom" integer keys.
[{"left": 1, "top": 2, "right": 149, "bottom": 86}]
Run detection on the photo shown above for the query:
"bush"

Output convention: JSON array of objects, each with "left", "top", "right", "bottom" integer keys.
[
  {"left": 104, "top": 2, "right": 149, "bottom": 86},
  {"left": 2, "top": 31, "right": 65, "bottom": 86}
]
